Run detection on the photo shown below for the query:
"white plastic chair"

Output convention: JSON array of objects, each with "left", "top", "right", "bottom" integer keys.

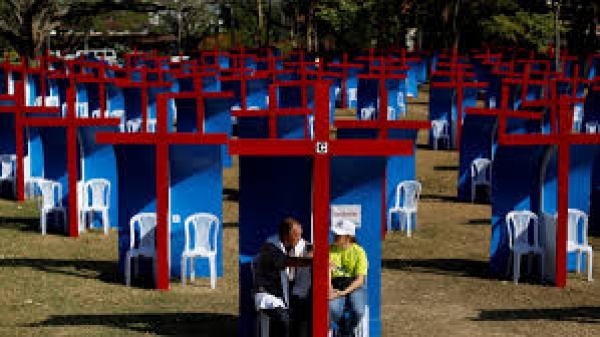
[
  {"left": 397, "top": 92, "right": 407, "bottom": 116},
  {"left": 585, "top": 121, "right": 598, "bottom": 134},
  {"left": 77, "top": 102, "right": 89, "bottom": 118},
  {"left": 147, "top": 118, "right": 157, "bottom": 133},
  {"left": 360, "top": 107, "right": 376, "bottom": 120},
  {"left": 25, "top": 176, "right": 43, "bottom": 199},
  {"left": 126, "top": 118, "right": 142, "bottom": 133},
  {"left": 80, "top": 178, "right": 111, "bottom": 235},
  {"left": 431, "top": 120, "right": 450, "bottom": 150},
  {"left": 348, "top": 88, "right": 357, "bottom": 108},
  {"left": 308, "top": 115, "right": 315, "bottom": 140},
  {"left": 567, "top": 208, "right": 593, "bottom": 281},
  {"left": 388, "top": 180, "right": 421, "bottom": 237},
  {"left": 0, "top": 154, "right": 16, "bottom": 197},
  {"left": 505, "top": 210, "right": 545, "bottom": 284},
  {"left": 471, "top": 158, "right": 492, "bottom": 203},
  {"left": 37, "top": 179, "right": 67, "bottom": 235},
  {"left": 573, "top": 106, "right": 583, "bottom": 132},
  {"left": 387, "top": 106, "right": 396, "bottom": 121},
  {"left": 125, "top": 212, "right": 157, "bottom": 286},
  {"left": 181, "top": 213, "right": 219, "bottom": 289}
]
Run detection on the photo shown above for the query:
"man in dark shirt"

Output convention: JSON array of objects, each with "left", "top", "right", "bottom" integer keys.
[{"left": 254, "top": 217, "right": 313, "bottom": 337}]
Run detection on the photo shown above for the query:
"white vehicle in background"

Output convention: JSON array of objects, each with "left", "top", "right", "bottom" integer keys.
[{"left": 74, "top": 49, "right": 118, "bottom": 64}]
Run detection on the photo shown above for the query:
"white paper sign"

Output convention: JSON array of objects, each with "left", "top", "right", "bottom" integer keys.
[{"left": 331, "top": 205, "right": 362, "bottom": 228}]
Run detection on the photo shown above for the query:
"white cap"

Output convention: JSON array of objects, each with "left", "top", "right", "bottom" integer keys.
[{"left": 332, "top": 219, "right": 356, "bottom": 237}]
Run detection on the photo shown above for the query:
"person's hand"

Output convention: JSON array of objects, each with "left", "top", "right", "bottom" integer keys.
[
  {"left": 329, "top": 260, "right": 338, "bottom": 272},
  {"left": 328, "top": 288, "right": 341, "bottom": 300}
]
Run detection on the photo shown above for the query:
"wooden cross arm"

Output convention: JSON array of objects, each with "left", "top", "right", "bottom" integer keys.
[
  {"left": 231, "top": 107, "right": 312, "bottom": 117},
  {"left": 95, "top": 132, "right": 229, "bottom": 145},
  {"left": 430, "top": 81, "right": 487, "bottom": 89},
  {"left": 326, "top": 63, "right": 364, "bottom": 70},
  {"left": 22, "top": 116, "right": 121, "bottom": 127},
  {"left": 112, "top": 80, "right": 173, "bottom": 88},
  {"left": 464, "top": 107, "right": 543, "bottom": 120},
  {"left": 335, "top": 120, "right": 431, "bottom": 130},
  {"left": 358, "top": 73, "right": 407, "bottom": 80},
  {"left": 229, "top": 139, "right": 415, "bottom": 156},
  {"left": 0, "top": 106, "right": 61, "bottom": 114}
]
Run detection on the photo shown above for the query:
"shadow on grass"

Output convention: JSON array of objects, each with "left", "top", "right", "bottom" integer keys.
[
  {"left": 467, "top": 218, "right": 491, "bottom": 225},
  {"left": 0, "top": 258, "right": 121, "bottom": 284},
  {"left": 223, "top": 222, "right": 239, "bottom": 229},
  {"left": 29, "top": 312, "right": 239, "bottom": 335},
  {"left": 473, "top": 306, "right": 600, "bottom": 324},
  {"left": 0, "top": 216, "right": 40, "bottom": 232},
  {"left": 420, "top": 194, "right": 459, "bottom": 203},
  {"left": 382, "top": 258, "right": 490, "bottom": 280},
  {"left": 223, "top": 188, "right": 239, "bottom": 202},
  {"left": 434, "top": 165, "right": 458, "bottom": 171}
]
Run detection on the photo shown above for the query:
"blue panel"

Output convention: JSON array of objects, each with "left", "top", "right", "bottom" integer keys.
[
  {"left": 331, "top": 156, "right": 386, "bottom": 337},
  {"left": 406, "top": 62, "right": 419, "bottom": 98},
  {"left": 238, "top": 156, "right": 312, "bottom": 336},
  {"left": 28, "top": 128, "right": 44, "bottom": 178},
  {"left": 79, "top": 127, "right": 119, "bottom": 230},
  {"left": 490, "top": 146, "right": 544, "bottom": 276},
  {"left": 458, "top": 115, "right": 496, "bottom": 201},
  {"left": 428, "top": 86, "right": 454, "bottom": 147},
  {"left": 357, "top": 79, "right": 378, "bottom": 118},
  {"left": 169, "top": 145, "right": 223, "bottom": 278},
  {"left": 114, "top": 145, "right": 156, "bottom": 277}
]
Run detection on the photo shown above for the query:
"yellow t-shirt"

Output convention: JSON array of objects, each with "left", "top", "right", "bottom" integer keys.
[{"left": 329, "top": 243, "right": 368, "bottom": 278}]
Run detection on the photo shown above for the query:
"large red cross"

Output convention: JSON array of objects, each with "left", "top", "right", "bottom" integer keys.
[
  {"left": 96, "top": 65, "right": 233, "bottom": 290},
  {"left": 229, "top": 77, "right": 428, "bottom": 336}
]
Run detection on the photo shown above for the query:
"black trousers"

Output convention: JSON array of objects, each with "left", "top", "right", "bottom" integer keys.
[{"left": 263, "top": 307, "right": 290, "bottom": 337}]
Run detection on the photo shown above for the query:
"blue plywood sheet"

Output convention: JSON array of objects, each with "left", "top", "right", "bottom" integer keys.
[
  {"left": 169, "top": 144, "right": 223, "bottom": 278},
  {"left": 114, "top": 145, "right": 157, "bottom": 278},
  {"left": 79, "top": 127, "right": 119, "bottom": 230},
  {"left": 331, "top": 156, "right": 386, "bottom": 336},
  {"left": 238, "top": 156, "right": 313, "bottom": 336},
  {"left": 458, "top": 115, "right": 496, "bottom": 202},
  {"left": 490, "top": 145, "right": 544, "bottom": 277}
]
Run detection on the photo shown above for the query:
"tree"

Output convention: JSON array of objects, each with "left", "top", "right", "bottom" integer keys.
[{"left": 0, "top": 0, "right": 166, "bottom": 60}]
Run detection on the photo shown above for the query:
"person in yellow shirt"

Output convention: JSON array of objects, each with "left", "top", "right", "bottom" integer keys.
[{"left": 328, "top": 219, "right": 368, "bottom": 337}]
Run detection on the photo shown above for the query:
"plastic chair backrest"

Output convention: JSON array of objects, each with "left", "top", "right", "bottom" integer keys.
[
  {"left": 505, "top": 210, "right": 539, "bottom": 249},
  {"left": 77, "top": 102, "right": 89, "bottom": 117},
  {"left": 574, "top": 106, "right": 583, "bottom": 121},
  {"left": 84, "top": 178, "right": 110, "bottom": 208},
  {"left": 471, "top": 158, "right": 492, "bottom": 184},
  {"left": 109, "top": 109, "right": 124, "bottom": 118},
  {"left": 360, "top": 107, "right": 375, "bottom": 120},
  {"left": 585, "top": 122, "right": 598, "bottom": 134},
  {"left": 431, "top": 120, "right": 448, "bottom": 138},
  {"left": 129, "top": 213, "right": 157, "bottom": 250},
  {"left": 397, "top": 92, "right": 405, "bottom": 107},
  {"left": 387, "top": 106, "right": 395, "bottom": 120},
  {"left": 568, "top": 208, "right": 588, "bottom": 247},
  {"left": 0, "top": 155, "right": 14, "bottom": 178},
  {"left": 184, "top": 213, "right": 219, "bottom": 254},
  {"left": 395, "top": 180, "right": 421, "bottom": 210},
  {"left": 38, "top": 180, "right": 61, "bottom": 209},
  {"left": 348, "top": 88, "right": 357, "bottom": 103}
]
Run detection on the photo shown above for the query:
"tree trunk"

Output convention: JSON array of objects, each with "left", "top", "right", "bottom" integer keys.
[{"left": 257, "top": 0, "right": 264, "bottom": 47}]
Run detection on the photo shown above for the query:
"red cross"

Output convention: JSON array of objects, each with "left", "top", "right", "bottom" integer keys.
[
  {"left": 229, "top": 76, "right": 428, "bottom": 335},
  {"left": 96, "top": 63, "right": 233, "bottom": 290}
]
